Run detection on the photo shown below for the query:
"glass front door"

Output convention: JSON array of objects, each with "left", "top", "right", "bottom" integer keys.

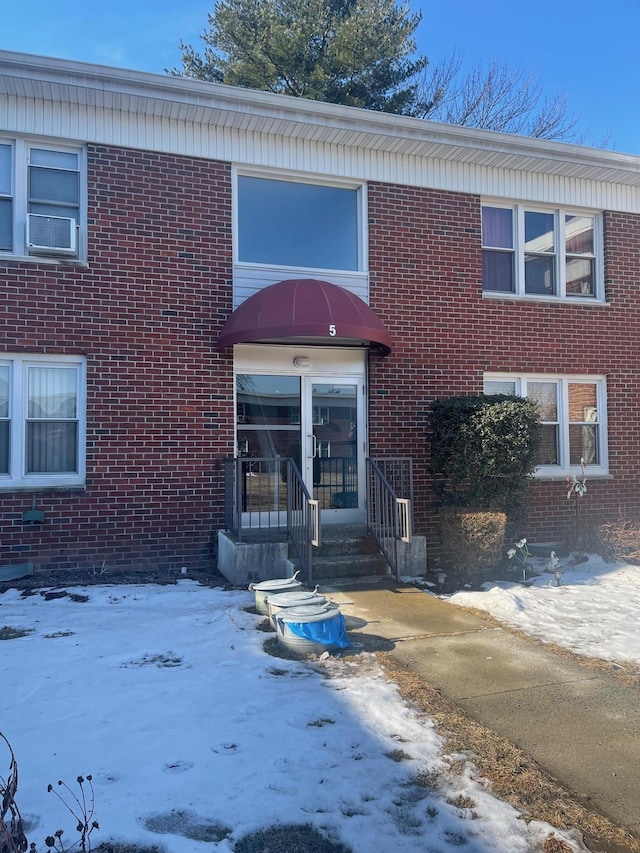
[
  {"left": 236, "top": 370, "right": 365, "bottom": 524},
  {"left": 305, "top": 378, "right": 363, "bottom": 522}
]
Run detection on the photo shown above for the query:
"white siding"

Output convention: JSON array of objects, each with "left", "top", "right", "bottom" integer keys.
[
  {"left": 233, "top": 265, "right": 370, "bottom": 310},
  {"left": 2, "top": 91, "right": 640, "bottom": 213}
]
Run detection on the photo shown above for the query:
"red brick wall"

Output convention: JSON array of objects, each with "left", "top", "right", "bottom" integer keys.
[
  {"left": 0, "top": 145, "right": 234, "bottom": 573},
  {"left": 368, "top": 183, "right": 640, "bottom": 549},
  {"left": 4, "top": 153, "right": 640, "bottom": 572}
]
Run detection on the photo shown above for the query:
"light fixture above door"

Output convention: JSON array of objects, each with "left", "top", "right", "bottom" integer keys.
[{"left": 293, "top": 356, "right": 312, "bottom": 369}]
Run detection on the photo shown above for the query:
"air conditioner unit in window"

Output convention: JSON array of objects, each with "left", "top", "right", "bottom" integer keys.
[{"left": 27, "top": 214, "right": 77, "bottom": 257}]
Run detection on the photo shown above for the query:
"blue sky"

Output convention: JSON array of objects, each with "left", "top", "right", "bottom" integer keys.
[{"left": 2, "top": 0, "right": 639, "bottom": 154}]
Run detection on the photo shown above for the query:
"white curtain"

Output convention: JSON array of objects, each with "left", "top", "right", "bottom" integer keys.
[{"left": 26, "top": 366, "right": 77, "bottom": 473}]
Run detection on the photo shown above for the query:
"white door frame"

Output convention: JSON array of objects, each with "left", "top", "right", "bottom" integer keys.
[
  {"left": 234, "top": 344, "right": 367, "bottom": 525},
  {"left": 302, "top": 374, "right": 365, "bottom": 524}
]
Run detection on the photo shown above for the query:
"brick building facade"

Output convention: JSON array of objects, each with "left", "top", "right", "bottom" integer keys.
[{"left": 1, "top": 51, "right": 640, "bottom": 575}]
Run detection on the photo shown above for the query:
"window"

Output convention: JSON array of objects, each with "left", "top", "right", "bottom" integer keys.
[
  {"left": 313, "top": 406, "right": 330, "bottom": 426},
  {"left": 0, "top": 355, "right": 86, "bottom": 488},
  {"left": 484, "top": 374, "right": 608, "bottom": 476},
  {"left": 237, "top": 174, "right": 361, "bottom": 271},
  {"left": 0, "top": 139, "right": 83, "bottom": 259},
  {"left": 482, "top": 203, "right": 600, "bottom": 299},
  {"left": 318, "top": 440, "right": 331, "bottom": 458},
  {"left": 0, "top": 144, "right": 11, "bottom": 251}
]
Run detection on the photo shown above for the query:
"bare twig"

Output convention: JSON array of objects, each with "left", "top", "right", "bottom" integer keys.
[{"left": 0, "top": 732, "right": 29, "bottom": 853}]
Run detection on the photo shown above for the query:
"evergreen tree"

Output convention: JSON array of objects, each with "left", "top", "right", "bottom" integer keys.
[
  {"left": 172, "top": 0, "right": 587, "bottom": 141},
  {"left": 172, "top": 0, "right": 433, "bottom": 115}
]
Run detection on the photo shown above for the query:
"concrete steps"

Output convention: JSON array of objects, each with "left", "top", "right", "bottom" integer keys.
[
  {"left": 311, "top": 551, "right": 390, "bottom": 580},
  {"left": 217, "top": 522, "right": 426, "bottom": 587},
  {"left": 293, "top": 524, "right": 390, "bottom": 582}
]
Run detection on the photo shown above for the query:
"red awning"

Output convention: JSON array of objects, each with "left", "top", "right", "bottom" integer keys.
[{"left": 216, "top": 278, "right": 392, "bottom": 356}]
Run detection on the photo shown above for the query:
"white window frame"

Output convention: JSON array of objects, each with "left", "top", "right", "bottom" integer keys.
[
  {"left": 0, "top": 142, "right": 12, "bottom": 252},
  {"left": 0, "top": 354, "right": 86, "bottom": 489},
  {"left": 0, "top": 137, "right": 86, "bottom": 262},
  {"left": 483, "top": 373, "right": 609, "bottom": 478},
  {"left": 481, "top": 201, "right": 604, "bottom": 302},
  {"left": 233, "top": 167, "right": 368, "bottom": 274}
]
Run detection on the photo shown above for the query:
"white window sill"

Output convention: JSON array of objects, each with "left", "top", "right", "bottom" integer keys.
[
  {"left": 483, "top": 291, "right": 609, "bottom": 307},
  {"left": 0, "top": 478, "right": 86, "bottom": 491},
  {"left": 534, "top": 471, "right": 612, "bottom": 481},
  {"left": 0, "top": 252, "right": 87, "bottom": 267},
  {"left": 235, "top": 260, "right": 367, "bottom": 276}
]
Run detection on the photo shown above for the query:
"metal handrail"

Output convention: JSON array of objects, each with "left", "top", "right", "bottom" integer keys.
[
  {"left": 286, "top": 462, "right": 319, "bottom": 584},
  {"left": 224, "top": 457, "right": 317, "bottom": 581},
  {"left": 371, "top": 457, "right": 414, "bottom": 507},
  {"left": 366, "top": 457, "right": 413, "bottom": 581}
]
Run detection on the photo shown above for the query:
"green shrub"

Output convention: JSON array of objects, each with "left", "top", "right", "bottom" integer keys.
[{"left": 427, "top": 395, "right": 540, "bottom": 515}]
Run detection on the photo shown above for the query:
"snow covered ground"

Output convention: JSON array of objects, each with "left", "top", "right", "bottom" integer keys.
[
  {"left": 0, "top": 579, "right": 588, "bottom": 853},
  {"left": 447, "top": 554, "right": 640, "bottom": 669}
]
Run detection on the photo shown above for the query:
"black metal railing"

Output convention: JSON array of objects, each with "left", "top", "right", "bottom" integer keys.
[
  {"left": 366, "top": 457, "right": 412, "bottom": 581},
  {"left": 372, "top": 457, "right": 414, "bottom": 506},
  {"left": 287, "top": 463, "right": 319, "bottom": 584},
  {"left": 224, "top": 457, "right": 318, "bottom": 581}
]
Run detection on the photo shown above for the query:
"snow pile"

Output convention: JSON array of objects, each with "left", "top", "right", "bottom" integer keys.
[{"left": 449, "top": 556, "right": 640, "bottom": 667}]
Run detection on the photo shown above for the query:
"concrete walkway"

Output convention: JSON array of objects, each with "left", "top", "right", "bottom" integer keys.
[{"left": 321, "top": 582, "right": 640, "bottom": 838}]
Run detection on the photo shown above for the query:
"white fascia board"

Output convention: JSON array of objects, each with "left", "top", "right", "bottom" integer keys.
[{"left": 1, "top": 49, "right": 640, "bottom": 188}]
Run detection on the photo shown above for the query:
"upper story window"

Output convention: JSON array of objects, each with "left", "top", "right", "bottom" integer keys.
[
  {"left": 0, "top": 355, "right": 86, "bottom": 489},
  {"left": 482, "top": 203, "right": 601, "bottom": 300},
  {"left": 0, "top": 145, "right": 12, "bottom": 252},
  {"left": 0, "top": 139, "right": 83, "bottom": 261},
  {"left": 237, "top": 174, "right": 362, "bottom": 271},
  {"left": 484, "top": 373, "right": 608, "bottom": 478}
]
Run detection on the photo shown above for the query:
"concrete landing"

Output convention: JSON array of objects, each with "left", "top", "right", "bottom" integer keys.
[{"left": 324, "top": 584, "right": 640, "bottom": 838}]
